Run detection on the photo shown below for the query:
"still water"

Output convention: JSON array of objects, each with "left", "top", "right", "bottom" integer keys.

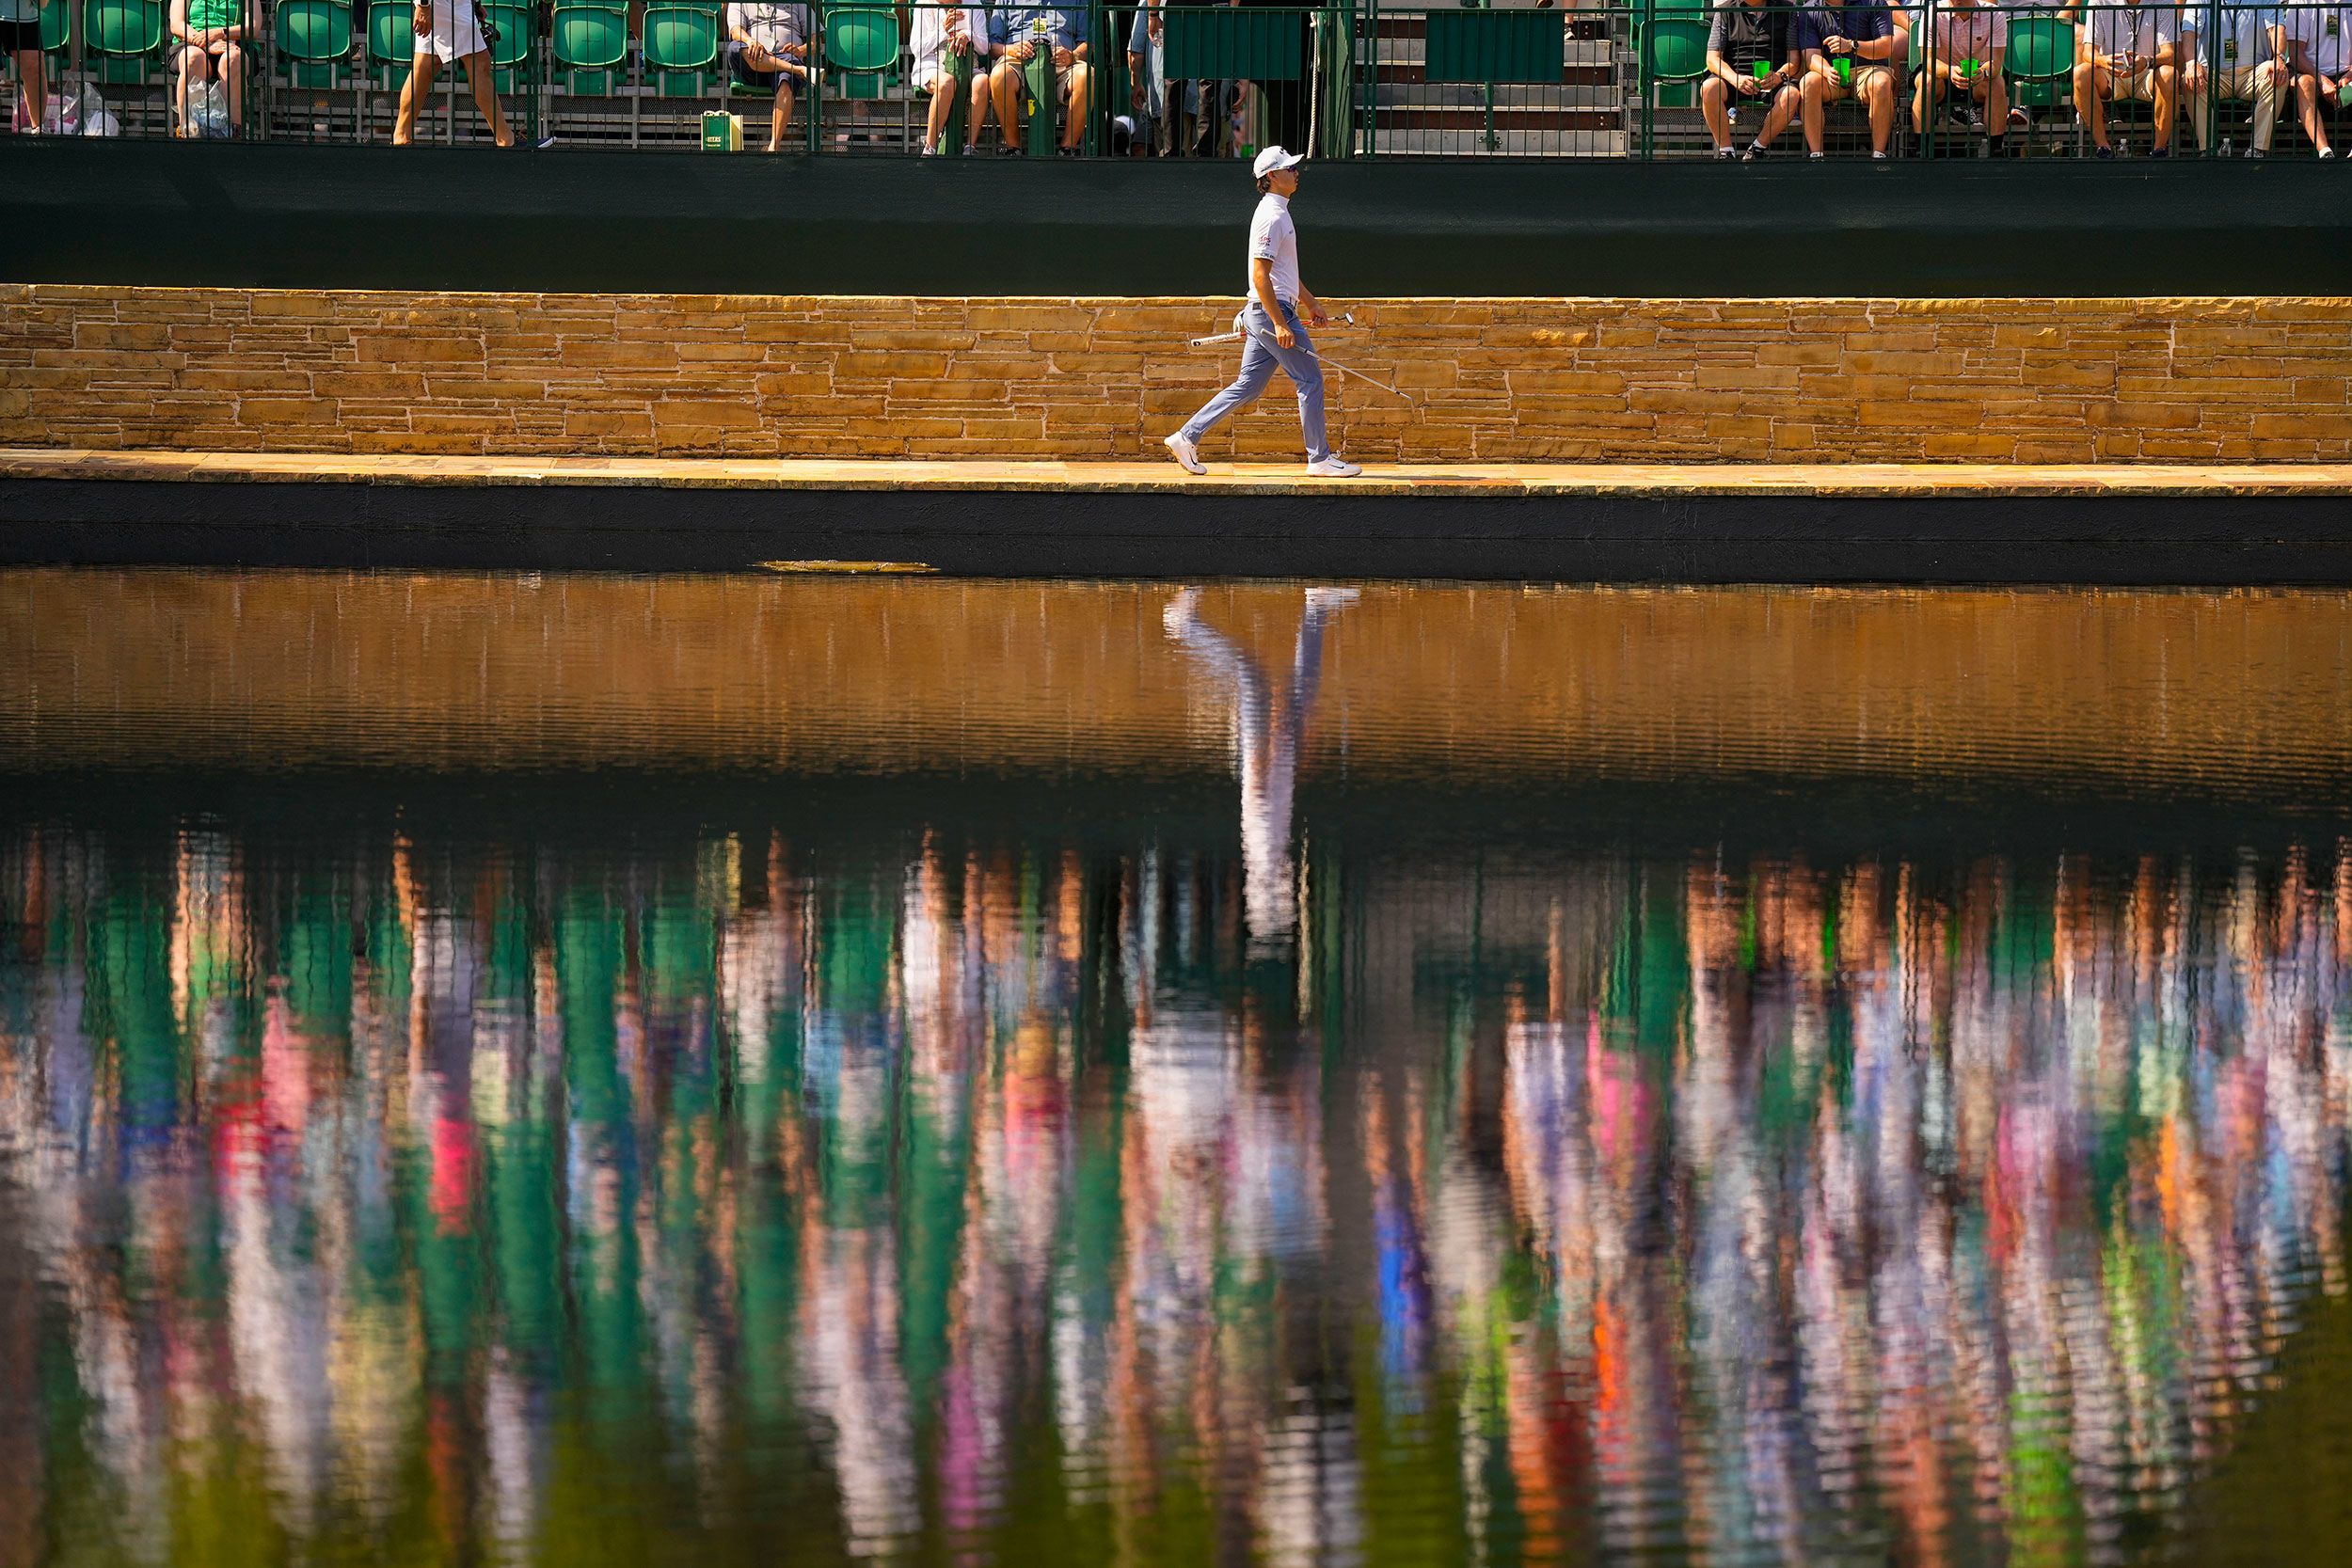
[{"left": 6, "top": 573, "right": 2352, "bottom": 1568}]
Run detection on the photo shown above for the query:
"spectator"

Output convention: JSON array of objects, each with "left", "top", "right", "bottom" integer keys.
[
  {"left": 2180, "top": 3, "right": 2287, "bottom": 155},
  {"left": 992, "top": 2, "right": 1090, "bottom": 153},
  {"left": 2068, "top": 0, "right": 2176, "bottom": 156},
  {"left": 1796, "top": 0, "right": 1899, "bottom": 157},
  {"left": 168, "top": 0, "right": 252, "bottom": 137},
  {"left": 1701, "top": 0, "right": 1802, "bottom": 158},
  {"left": 910, "top": 2, "right": 998, "bottom": 153},
  {"left": 391, "top": 0, "right": 515, "bottom": 146},
  {"left": 727, "top": 0, "right": 815, "bottom": 152},
  {"left": 3, "top": 0, "right": 44, "bottom": 135},
  {"left": 1912, "top": 0, "right": 2008, "bottom": 152},
  {"left": 2287, "top": 0, "right": 2345, "bottom": 154}
]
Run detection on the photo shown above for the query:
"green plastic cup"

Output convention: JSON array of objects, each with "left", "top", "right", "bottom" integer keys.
[
  {"left": 1754, "top": 58, "right": 1771, "bottom": 79},
  {"left": 1835, "top": 55, "right": 1851, "bottom": 84},
  {"left": 1960, "top": 55, "right": 1978, "bottom": 79}
]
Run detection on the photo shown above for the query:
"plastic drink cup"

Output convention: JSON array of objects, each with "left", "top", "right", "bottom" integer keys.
[
  {"left": 1835, "top": 54, "right": 1851, "bottom": 83},
  {"left": 1960, "top": 55, "right": 1977, "bottom": 78},
  {"left": 1753, "top": 58, "right": 1770, "bottom": 78}
]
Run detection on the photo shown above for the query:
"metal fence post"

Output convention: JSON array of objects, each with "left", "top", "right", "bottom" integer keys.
[
  {"left": 1920, "top": 0, "right": 1933, "bottom": 159},
  {"left": 1637, "top": 0, "right": 1651, "bottom": 157},
  {"left": 2201, "top": 0, "right": 2220, "bottom": 153},
  {"left": 1362, "top": 0, "right": 1375, "bottom": 154}
]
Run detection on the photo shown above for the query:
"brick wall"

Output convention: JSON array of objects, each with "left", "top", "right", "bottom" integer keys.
[{"left": 3, "top": 285, "right": 2347, "bottom": 463}]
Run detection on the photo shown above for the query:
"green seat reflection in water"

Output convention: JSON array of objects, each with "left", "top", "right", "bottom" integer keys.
[{"left": 9, "top": 578, "right": 2352, "bottom": 1568}]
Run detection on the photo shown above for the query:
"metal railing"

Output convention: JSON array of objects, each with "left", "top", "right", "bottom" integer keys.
[{"left": 6, "top": 0, "right": 2345, "bottom": 155}]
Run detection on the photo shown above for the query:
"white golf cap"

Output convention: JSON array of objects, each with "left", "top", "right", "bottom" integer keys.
[{"left": 1251, "top": 145, "right": 1307, "bottom": 179}]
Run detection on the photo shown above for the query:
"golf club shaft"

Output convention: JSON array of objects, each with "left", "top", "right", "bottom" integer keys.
[
  {"left": 1187, "top": 311, "right": 1357, "bottom": 348},
  {"left": 1191, "top": 332, "right": 1412, "bottom": 402}
]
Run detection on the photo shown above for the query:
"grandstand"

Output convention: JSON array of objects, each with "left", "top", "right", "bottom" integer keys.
[{"left": 7, "top": 0, "right": 2346, "bottom": 158}]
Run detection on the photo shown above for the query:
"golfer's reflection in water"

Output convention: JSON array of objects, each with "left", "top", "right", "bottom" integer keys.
[{"left": 1162, "top": 585, "right": 1358, "bottom": 956}]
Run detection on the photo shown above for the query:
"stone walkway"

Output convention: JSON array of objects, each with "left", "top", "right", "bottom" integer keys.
[{"left": 8, "top": 449, "right": 2352, "bottom": 498}]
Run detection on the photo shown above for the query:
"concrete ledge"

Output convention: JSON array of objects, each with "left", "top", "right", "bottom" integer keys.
[
  {"left": 8, "top": 450, "right": 2352, "bottom": 582},
  {"left": 9, "top": 450, "right": 2352, "bottom": 498}
]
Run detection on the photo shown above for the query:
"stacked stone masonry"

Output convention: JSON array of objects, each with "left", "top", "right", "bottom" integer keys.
[{"left": 4, "top": 285, "right": 2348, "bottom": 463}]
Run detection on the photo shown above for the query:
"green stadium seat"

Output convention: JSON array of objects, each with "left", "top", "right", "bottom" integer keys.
[
  {"left": 823, "top": 5, "right": 897, "bottom": 98},
  {"left": 2005, "top": 11, "right": 2074, "bottom": 110},
  {"left": 1638, "top": 10, "right": 1708, "bottom": 108},
  {"left": 550, "top": 0, "right": 626, "bottom": 66},
  {"left": 39, "top": 0, "right": 69, "bottom": 51},
  {"left": 550, "top": 0, "right": 626, "bottom": 94},
  {"left": 366, "top": 0, "right": 413, "bottom": 88},
  {"left": 644, "top": 4, "right": 718, "bottom": 70},
  {"left": 277, "top": 0, "right": 355, "bottom": 88},
  {"left": 643, "top": 4, "right": 720, "bottom": 98},
  {"left": 482, "top": 1, "right": 532, "bottom": 91},
  {"left": 83, "top": 0, "right": 164, "bottom": 86}
]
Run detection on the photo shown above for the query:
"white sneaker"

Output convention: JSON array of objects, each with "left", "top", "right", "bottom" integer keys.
[
  {"left": 1305, "top": 456, "right": 1362, "bottom": 478},
  {"left": 1163, "top": 431, "right": 1206, "bottom": 475}
]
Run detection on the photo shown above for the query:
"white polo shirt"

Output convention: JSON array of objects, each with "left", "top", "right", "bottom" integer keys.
[
  {"left": 1248, "top": 193, "right": 1301, "bottom": 309},
  {"left": 2194, "top": 5, "right": 2281, "bottom": 66},
  {"left": 2296, "top": 3, "right": 2348, "bottom": 73}
]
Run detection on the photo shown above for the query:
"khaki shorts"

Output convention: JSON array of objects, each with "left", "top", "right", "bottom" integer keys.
[
  {"left": 997, "top": 52, "right": 1082, "bottom": 101},
  {"left": 2091, "top": 62, "right": 2164, "bottom": 99},
  {"left": 1815, "top": 59, "right": 1896, "bottom": 97}
]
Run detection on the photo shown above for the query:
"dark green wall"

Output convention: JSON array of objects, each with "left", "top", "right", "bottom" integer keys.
[{"left": 2, "top": 137, "right": 2347, "bottom": 295}]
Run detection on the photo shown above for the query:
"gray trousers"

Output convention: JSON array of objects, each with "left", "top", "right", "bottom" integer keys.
[{"left": 1177, "top": 300, "right": 1329, "bottom": 464}]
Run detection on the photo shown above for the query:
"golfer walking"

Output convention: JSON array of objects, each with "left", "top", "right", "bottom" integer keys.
[{"left": 1165, "top": 147, "right": 1362, "bottom": 479}]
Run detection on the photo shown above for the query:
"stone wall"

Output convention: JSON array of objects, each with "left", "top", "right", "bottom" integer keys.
[{"left": 4, "top": 285, "right": 2347, "bottom": 463}]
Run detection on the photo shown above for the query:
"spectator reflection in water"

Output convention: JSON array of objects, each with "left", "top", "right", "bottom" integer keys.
[{"left": 1162, "top": 586, "right": 1355, "bottom": 956}]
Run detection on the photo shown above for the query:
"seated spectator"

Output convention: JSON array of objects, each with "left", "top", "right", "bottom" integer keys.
[
  {"left": 2287, "top": 2, "right": 2346, "bottom": 154},
  {"left": 2068, "top": 0, "right": 2176, "bottom": 156},
  {"left": 1912, "top": 0, "right": 2008, "bottom": 152},
  {"left": 991, "top": 3, "right": 1090, "bottom": 153},
  {"left": 726, "top": 0, "right": 815, "bottom": 152},
  {"left": 2180, "top": 3, "right": 2288, "bottom": 155},
  {"left": 168, "top": 0, "right": 252, "bottom": 138},
  {"left": 391, "top": 0, "right": 514, "bottom": 147},
  {"left": 1700, "top": 0, "right": 1802, "bottom": 157},
  {"left": 4, "top": 0, "right": 44, "bottom": 135},
  {"left": 911, "top": 3, "right": 1000, "bottom": 153},
  {"left": 1796, "top": 0, "right": 1899, "bottom": 157}
]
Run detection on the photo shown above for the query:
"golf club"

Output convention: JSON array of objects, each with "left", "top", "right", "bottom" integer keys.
[
  {"left": 1187, "top": 309, "right": 1359, "bottom": 346},
  {"left": 1182, "top": 312, "right": 1418, "bottom": 404}
]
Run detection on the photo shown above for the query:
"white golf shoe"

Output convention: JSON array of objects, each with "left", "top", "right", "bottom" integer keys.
[
  {"left": 1163, "top": 432, "right": 1207, "bottom": 475},
  {"left": 1306, "top": 456, "right": 1363, "bottom": 478}
]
